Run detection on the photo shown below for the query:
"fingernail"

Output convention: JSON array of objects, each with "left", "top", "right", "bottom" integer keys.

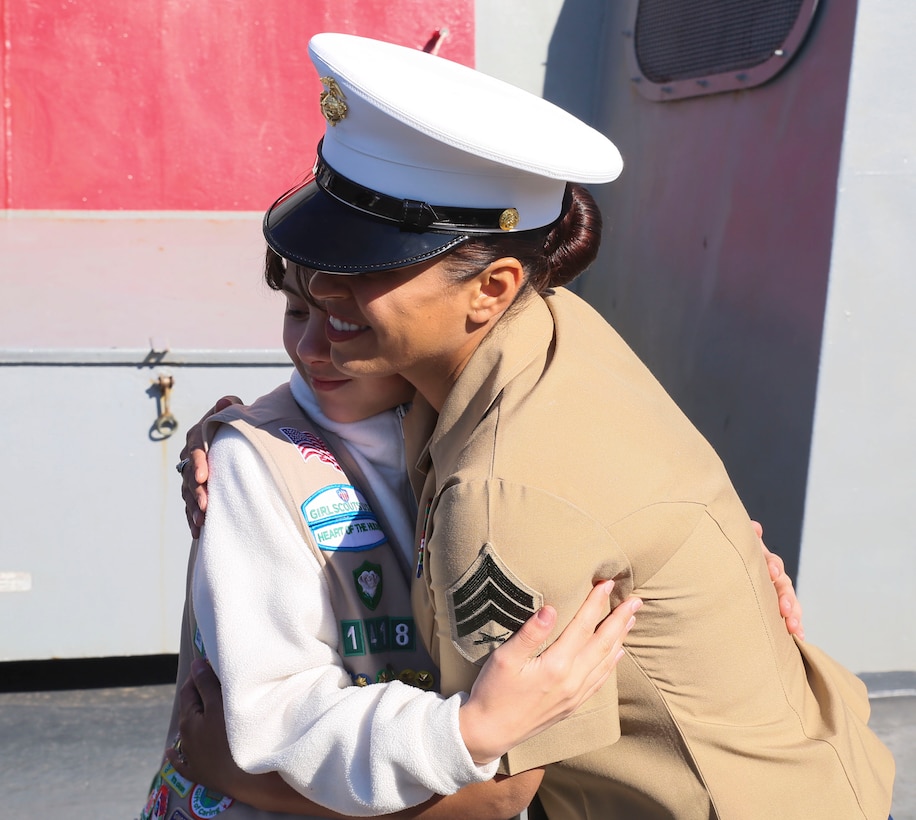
[
  {"left": 536, "top": 606, "right": 555, "bottom": 625},
  {"left": 626, "top": 615, "right": 636, "bottom": 631},
  {"left": 630, "top": 598, "right": 643, "bottom": 612},
  {"left": 601, "top": 579, "right": 615, "bottom": 595}
]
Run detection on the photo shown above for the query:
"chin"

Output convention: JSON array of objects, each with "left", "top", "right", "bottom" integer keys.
[
  {"left": 315, "top": 398, "right": 348, "bottom": 421},
  {"left": 334, "top": 358, "right": 393, "bottom": 379}
]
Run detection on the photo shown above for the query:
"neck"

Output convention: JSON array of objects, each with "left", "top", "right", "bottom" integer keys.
[{"left": 407, "top": 324, "right": 493, "bottom": 412}]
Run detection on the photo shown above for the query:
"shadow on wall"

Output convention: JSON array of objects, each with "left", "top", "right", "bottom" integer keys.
[{"left": 543, "top": 0, "right": 860, "bottom": 581}]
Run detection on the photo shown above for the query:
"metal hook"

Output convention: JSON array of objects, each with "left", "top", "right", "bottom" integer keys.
[{"left": 153, "top": 375, "right": 178, "bottom": 438}]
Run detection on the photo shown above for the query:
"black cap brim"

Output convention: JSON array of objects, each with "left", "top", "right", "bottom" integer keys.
[{"left": 263, "top": 180, "right": 470, "bottom": 275}]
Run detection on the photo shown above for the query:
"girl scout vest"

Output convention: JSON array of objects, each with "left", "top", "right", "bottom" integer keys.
[{"left": 143, "top": 384, "right": 437, "bottom": 820}]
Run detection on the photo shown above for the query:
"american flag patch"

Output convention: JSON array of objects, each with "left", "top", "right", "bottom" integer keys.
[{"left": 280, "top": 426, "right": 342, "bottom": 471}]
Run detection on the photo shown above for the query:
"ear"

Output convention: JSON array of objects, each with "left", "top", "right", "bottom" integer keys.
[{"left": 467, "top": 257, "right": 525, "bottom": 324}]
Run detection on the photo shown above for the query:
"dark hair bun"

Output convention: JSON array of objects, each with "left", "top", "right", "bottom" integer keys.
[{"left": 540, "top": 183, "right": 603, "bottom": 289}]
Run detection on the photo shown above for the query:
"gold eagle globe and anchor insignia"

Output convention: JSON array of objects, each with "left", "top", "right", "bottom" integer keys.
[{"left": 319, "top": 76, "right": 348, "bottom": 125}]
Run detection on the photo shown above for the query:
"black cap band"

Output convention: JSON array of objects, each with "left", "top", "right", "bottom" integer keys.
[{"left": 315, "top": 143, "right": 515, "bottom": 233}]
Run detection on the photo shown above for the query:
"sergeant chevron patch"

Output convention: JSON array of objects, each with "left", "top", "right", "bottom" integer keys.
[{"left": 446, "top": 544, "right": 544, "bottom": 664}]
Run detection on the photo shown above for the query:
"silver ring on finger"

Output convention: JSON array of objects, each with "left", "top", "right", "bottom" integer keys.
[{"left": 175, "top": 457, "right": 191, "bottom": 476}]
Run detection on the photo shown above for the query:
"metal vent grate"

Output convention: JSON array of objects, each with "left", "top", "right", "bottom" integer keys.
[{"left": 629, "top": 0, "right": 818, "bottom": 100}]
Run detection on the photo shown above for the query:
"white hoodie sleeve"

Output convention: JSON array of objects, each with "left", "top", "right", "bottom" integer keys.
[{"left": 193, "top": 426, "right": 497, "bottom": 816}]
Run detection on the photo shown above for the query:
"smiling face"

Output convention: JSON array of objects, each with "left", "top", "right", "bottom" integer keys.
[
  {"left": 281, "top": 264, "right": 415, "bottom": 423},
  {"left": 308, "top": 256, "right": 523, "bottom": 410}
]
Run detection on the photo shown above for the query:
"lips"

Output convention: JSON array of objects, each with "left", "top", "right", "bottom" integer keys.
[{"left": 309, "top": 375, "right": 350, "bottom": 392}]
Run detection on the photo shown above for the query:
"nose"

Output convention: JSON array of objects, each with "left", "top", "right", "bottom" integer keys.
[
  {"left": 308, "top": 271, "right": 349, "bottom": 302},
  {"left": 297, "top": 309, "right": 332, "bottom": 364}
]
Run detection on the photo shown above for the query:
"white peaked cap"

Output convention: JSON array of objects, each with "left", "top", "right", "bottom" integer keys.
[{"left": 264, "top": 33, "right": 623, "bottom": 274}]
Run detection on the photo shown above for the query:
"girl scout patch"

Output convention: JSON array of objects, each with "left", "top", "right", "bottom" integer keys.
[
  {"left": 160, "top": 759, "right": 192, "bottom": 797},
  {"left": 188, "top": 785, "right": 233, "bottom": 818},
  {"left": 140, "top": 781, "right": 169, "bottom": 820},
  {"left": 140, "top": 776, "right": 167, "bottom": 820},
  {"left": 353, "top": 560, "right": 383, "bottom": 610},
  {"left": 446, "top": 544, "right": 543, "bottom": 665},
  {"left": 302, "top": 484, "right": 386, "bottom": 551}
]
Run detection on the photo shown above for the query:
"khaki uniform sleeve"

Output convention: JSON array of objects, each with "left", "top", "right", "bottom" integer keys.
[{"left": 425, "top": 479, "right": 633, "bottom": 773}]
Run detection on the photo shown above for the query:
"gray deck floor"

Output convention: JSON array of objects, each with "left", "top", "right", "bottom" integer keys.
[{"left": 0, "top": 683, "right": 912, "bottom": 818}]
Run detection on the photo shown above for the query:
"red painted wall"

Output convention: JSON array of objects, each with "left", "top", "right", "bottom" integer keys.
[{"left": 2, "top": 0, "right": 474, "bottom": 211}]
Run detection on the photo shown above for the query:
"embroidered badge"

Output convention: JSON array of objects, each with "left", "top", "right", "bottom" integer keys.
[
  {"left": 188, "top": 785, "right": 234, "bottom": 818},
  {"left": 160, "top": 759, "right": 192, "bottom": 798},
  {"left": 169, "top": 811, "right": 193, "bottom": 820},
  {"left": 352, "top": 672, "right": 371, "bottom": 686},
  {"left": 446, "top": 544, "right": 543, "bottom": 665},
  {"left": 280, "top": 426, "right": 342, "bottom": 471},
  {"left": 302, "top": 484, "right": 386, "bottom": 551},
  {"left": 150, "top": 784, "right": 169, "bottom": 820},
  {"left": 140, "top": 774, "right": 164, "bottom": 820},
  {"left": 353, "top": 561, "right": 383, "bottom": 610}
]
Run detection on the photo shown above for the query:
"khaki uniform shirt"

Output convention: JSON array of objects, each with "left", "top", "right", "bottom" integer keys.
[{"left": 407, "top": 288, "right": 894, "bottom": 819}]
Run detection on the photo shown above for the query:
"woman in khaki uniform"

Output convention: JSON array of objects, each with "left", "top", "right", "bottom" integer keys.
[{"left": 254, "top": 33, "right": 895, "bottom": 819}]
